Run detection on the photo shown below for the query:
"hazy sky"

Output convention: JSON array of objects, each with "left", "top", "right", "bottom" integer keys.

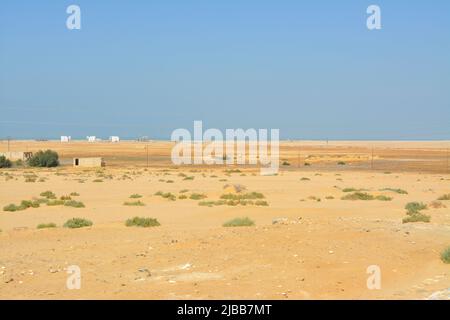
[{"left": 1, "top": 0, "right": 449, "bottom": 140}]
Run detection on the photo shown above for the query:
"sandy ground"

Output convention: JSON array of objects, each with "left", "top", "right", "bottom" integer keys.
[{"left": 0, "top": 141, "right": 449, "bottom": 299}]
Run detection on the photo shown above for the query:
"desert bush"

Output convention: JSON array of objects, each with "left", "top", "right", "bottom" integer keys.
[
  {"left": 64, "top": 200, "right": 85, "bottom": 208},
  {"left": 190, "top": 193, "right": 207, "bottom": 200},
  {"left": 282, "top": 161, "right": 290, "bottom": 166},
  {"left": 341, "top": 192, "right": 374, "bottom": 200},
  {"left": 179, "top": 189, "right": 189, "bottom": 193},
  {"left": 63, "top": 218, "right": 93, "bottom": 229},
  {"left": 183, "top": 176, "right": 194, "bottom": 180},
  {"left": 40, "top": 191, "right": 56, "bottom": 199},
  {"left": 47, "top": 199, "right": 65, "bottom": 206},
  {"left": 375, "top": 195, "right": 392, "bottom": 201},
  {"left": 37, "top": 223, "right": 57, "bottom": 229},
  {"left": 221, "top": 192, "right": 265, "bottom": 200},
  {"left": 178, "top": 194, "right": 188, "bottom": 199},
  {"left": 129, "top": 194, "right": 142, "bottom": 199},
  {"left": 3, "top": 204, "right": 21, "bottom": 212},
  {"left": 300, "top": 177, "right": 310, "bottom": 181},
  {"left": 402, "top": 213, "right": 431, "bottom": 223},
  {"left": 60, "top": 195, "right": 72, "bottom": 201},
  {"left": 125, "top": 216, "right": 160, "bottom": 228},
  {"left": 380, "top": 188, "right": 408, "bottom": 194},
  {"left": 304, "top": 162, "right": 311, "bottom": 166},
  {"left": 441, "top": 246, "right": 450, "bottom": 264},
  {"left": 93, "top": 179, "right": 103, "bottom": 182},
  {"left": 123, "top": 200, "right": 145, "bottom": 206},
  {"left": 255, "top": 200, "right": 269, "bottom": 206},
  {"left": 437, "top": 194, "right": 450, "bottom": 201},
  {"left": 0, "top": 156, "right": 12, "bottom": 168},
  {"left": 28, "top": 150, "right": 59, "bottom": 167},
  {"left": 325, "top": 196, "right": 335, "bottom": 200},
  {"left": 223, "top": 217, "right": 255, "bottom": 227},
  {"left": 405, "top": 202, "right": 427, "bottom": 214},
  {"left": 337, "top": 161, "right": 346, "bottom": 165},
  {"left": 70, "top": 192, "right": 80, "bottom": 196},
  {"left": 342, "top": 188, "right": 358, "bottom": 193}
]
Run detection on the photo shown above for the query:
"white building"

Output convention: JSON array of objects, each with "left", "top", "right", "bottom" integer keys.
[
  {"left": 61, "top": 136, "right": 71, "bottom": 142},
  {"left": 87, "top": 136, "right": 96, "bottom": 142},
  {"left": 110, "top": 136, "right": 120, "bottom": 143}
]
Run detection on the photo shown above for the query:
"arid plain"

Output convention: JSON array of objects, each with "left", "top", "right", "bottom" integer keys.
[{"left": 0, "top": 140, "right": 449, "bottom": 299}]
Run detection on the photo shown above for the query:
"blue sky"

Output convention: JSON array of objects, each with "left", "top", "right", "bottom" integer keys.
[{"left": 1, "top": 0, "right": 449, "bottom": 140}]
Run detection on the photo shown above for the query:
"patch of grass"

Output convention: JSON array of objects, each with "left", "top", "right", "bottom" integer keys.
[
  {"left": 129, "top": 194, "right": 142, "bottom": 199},
  {"left": 63, "top": 218, "right": 93, "bottom": 229},
  {"left": 64, "top": 200, "right": 85, "bottom": 208},
  {"left": 220, "top": 192, "right": 265, "bottom": 200},
  {"left": 437, "top": 194, "right": 450, "bottom": 201},
  {"left": 3, "top": 204, "right": 21, "bottom": 212},
  {"left": 123, "top": 200, "right": 145, "bottom": 206},
  {"left": 37, "top": 223, "right": 57, "bottom": 229},
  {"left": 183, "top": 176, "right": 194, "bottom": 180},
  {"left": 255, "top": 200, "right": 269, "bottom": 206},
  {"left": 300, "top": 177, "right": 310, "bottom": 181},
  {"left": 223, "top": 217, "right": 255, "bottom": 227},
  {"left": 375, "top": 195, "right": 392, "bottom": 201},
  {"left": 47, "top": 200, "right": 65, "bottom": 206},
  {"left": 60, "top": 195, "right": 72, "bottom": 201},
  {"left": 70, "top": 192, "right": 80, "bottom": 196},
  {"left": 325, "top": 196, "right": 335, "bottom": 200},
  {"left": 178, "top": 194, "right": 188, "bottom": 199},
  {"left": 441, "top": 246, "right": 450, "bottom": 264},
  {"left": 125, "top": 216, "right": 160, "bottom": 228},
  {"left": 40, "top": 191, "right": 56, "bottom": 199},
  {"left": 380, "top": 188, "right": 408, "bottom": 195},
  {"left": 402, "top": 213, "right": 431, "bottom": 223},
  {"left": 341, "top": 192, "right": 374, "bottom": 201},
  {"left": 190, "top": 193, "right": 207, "bottom": 200},
  {"left": 179, "top": 189, "right": 189, "bottom": 193}
]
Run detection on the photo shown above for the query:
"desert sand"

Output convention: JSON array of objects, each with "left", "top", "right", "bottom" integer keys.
[{"left": 0, "top": 140, "right": 449, "bottom": 299}]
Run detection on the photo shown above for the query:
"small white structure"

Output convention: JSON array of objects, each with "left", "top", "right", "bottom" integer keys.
[
  {"left": 87, "top": 136, "right": 96, "bottom": 142},
  {"left": 110, "top": 136, "right": 120, "bottom": 143},
  {"left": 61, "top": 136, "right": 71, "bottom": 142}
]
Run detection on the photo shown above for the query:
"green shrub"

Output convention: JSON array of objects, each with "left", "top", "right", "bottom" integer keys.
[
  {"left": 3, "top": 204, "right": 20, "bottom": 212},
  {"left": 190, "top": 193, "right": 207, "bottom": 200},
  {"left": 70, "top": 192, "right": 80, "bottom": 197},
  {"left": 63, "top": 218, "right": 93, "bottom": 228},
  {"left": 337, "top": 161, "right": 346, "bottom": 165},
  {"left": 402, "top": 213, "right": 431, "bottom": 223},
  {"left": 341, "top": 192, "right": 374, "bottom": 200},
  {"left": 28, "top": 150, "right": 59, "bottom": 167},
  {"left": 40, "top": 191, "right": 56, "bottom": 199},
  {"left": 178, "top": 194, "right": 188, "bottom": 199},
  {"left": 183, "top": 176, "right": 194, "bottom": 180},
  {"left": 123, "top": 200, "right": 145, "bottom": 206},
  {"left": 0, "top": 156, "right": 12, "bottom": 168},
  {"left": 405, "top": 202, "right": 427, "bottom": 214},
  {"left": 37, "top": 223, "right": 57, "bottom": 229},
  {"left": 255, "top": 200, "right": 269, "bottom": 206},
  {"left": 64, "top": 200, "right": 85, "bottom": 208},
  {"left": 223, "top": 217, "right": 255, "bottom": 227},
  {"left": 441, "top": 246, "right": 450, "bottom": 264},
  {"left": 47, "top": 199, "right": 65, "bottom": 206},
  {"left": 129, "top": 194, "right": 142, "bottom": 199},
  {"left": 342, "top": 188, "right": 358, "bottom": 193},
  {"left": 300, "top": 177, "right": 310, "bottom": 181},
  {"left": 125, "top": 216, "right": 160, "bottom": 228},
  {"left": 60, "top": 195, "right": 72, "bottom": 201},
  {"left": 375, "top": 195, "right": 392, "bottom": 201}
]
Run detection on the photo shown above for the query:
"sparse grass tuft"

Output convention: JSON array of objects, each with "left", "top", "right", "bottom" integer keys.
[
  {"left": 402, "top": 213, "right": 431, "bottom": 223},
  {"left": 190, "top": 193, "right": 207, "bottom": 200},
  {"left": 380, "top": 188, "right": 408, "bottom": 194},
  {"left": 37, "top": 223, "right": 57, "bottom": 229},
  {"left": 341, "top": 192, "right": 374, "bottom": 201},
  {"left": 300, "top": 177, "right": 310, "bottom": 181},
  {"left": 47, "top": 199, "right": 65, "bottom": 206},
  {"left": 125, "top": 216, "right": 160, "bottom": 228},
  {"left": 64, "top": 200, "right": 85, "bottom": 208},
  {"left": 129, "top": 194, "right": 142, "bottom": 199},
  {"left": 40, "top": 191, "right": 56, "bottom": 199},
  {"left": 63, "top": 218, "right": 93, "bottom": 229},
  {"left": 123, "top": 200, "right": 145, "bottom": 206},
  {"left": 70, "top": 192, "right": 80, "bottom": 197},
  {"left": 223, "top": 217, "right": 255, "bottom": 227},
  {"left": 375, "top": 195, "right": 392, "bottom": 201}
]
